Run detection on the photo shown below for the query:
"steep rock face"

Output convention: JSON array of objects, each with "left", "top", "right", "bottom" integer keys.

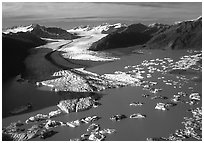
[
  {"left": 147, "top": 16, "right": 202, "bottom": 50},
  {"left": 89, "top": 23, "right": 163, "bottom": 51}
]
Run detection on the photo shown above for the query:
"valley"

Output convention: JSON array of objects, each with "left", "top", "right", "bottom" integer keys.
[{"left": 2, "top": 16, "right": 202, "bottom": 141}]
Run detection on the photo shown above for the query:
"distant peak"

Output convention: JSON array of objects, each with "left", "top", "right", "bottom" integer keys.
[
  {"left": 149, "top": 23, "right": 161, "bottom": 27},
  {"left": 112, "top": 23, "right": 127, "bottom": 28},
  {"left": 100, "top": 23, "right": 109, "bottom": 26},
  {"left": 148, "top": 23, "right": 169, "bottom": 28},
  {"left": 174, "top": 16, "right": 202, "bottom": 25},
  {"left": 196, "top": 16, "right": 202, "bottom": 21},
  {"left": 31, "top": 23, "right": 41, "bottom": 27},
  {"left": 3, "top": 24, "right": 34, "bottom": 34}
]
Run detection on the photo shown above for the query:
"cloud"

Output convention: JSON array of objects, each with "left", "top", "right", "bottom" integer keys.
[
  {"left": 3, "top": 2, "right": 201, "bottom": 18},
  {"left": 92, "top": 2, "right": 201, "bottom": 8},
  {"left": 2, "top": 2, "right": 202, "bottom": 28}
]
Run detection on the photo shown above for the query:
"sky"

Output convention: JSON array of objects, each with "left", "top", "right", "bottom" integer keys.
[{"left": 2, "top": 2, "right": 202, "bottom": 29}]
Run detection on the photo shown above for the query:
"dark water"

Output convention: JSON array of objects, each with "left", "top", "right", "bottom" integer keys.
[
  {"left": 2, "top": 76, "right": 61, "bottom": 118},
  {"left": 2, "top": 49, "right": 202, "bottom": 141},
  {"left": 86, "top": 49, "right": 202, "bottom": 140}
]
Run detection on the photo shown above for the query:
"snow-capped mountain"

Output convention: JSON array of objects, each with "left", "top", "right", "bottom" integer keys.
[
  {"left": 67, "top": 23, "right": 127, "bottom": 35},
  {"left": 5, "top": 23, "right": 126, "bottom": 36},
  {"left": 3, "top": 25, "right": 34, "bottom": 34},
  {"left": 89, "top": 23, "right": 158, "bottom": 51},
  {"left": 3, "top": 24, "right": 78, "bottom": 40},
  {"left": 148, "top": 23, "right": 169, "bottom": 29},
  {"left": 72, "top": 25, "right": 91, "bottom": 31},
  {"left": 89, "top": 16, "right": 202, "bottom": 51},
  {"left": 174, "top": 16, "right": 202, "bottom": 25},
  {"left": 91, "top": 23, "right": 127, "bottom": 33},
  {"left": 101, "top": 23, "right": 127, "bottom": 34},
  {"left": 67, "top": 25, "right": 92, "bottom": 35}
]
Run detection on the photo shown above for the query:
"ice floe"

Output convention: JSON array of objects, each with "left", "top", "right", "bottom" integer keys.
[
  {"left": 70, "top": 123, "right": 116, "bottom": 141},
  {"left": 129, "top": 113, "right": 146, "bottom": 119},
  {"left": 40, "top": 130, "right": 58, "bottom": 139},
  {"left": 155, "top": 103, "right": 168, "bottom": 111},
  {"left": 129, "top": 102, "right": 144, "bottom": 106},
  {"left": 48, "top": 109, "right": 62, "bottom": 118},
  {"left": 110, "top": 114, "right": 127, "bottom": 122},
  {"left": 44, "top": 120, "right": 66, "bottom": 129},
  {"left": 87, "top": 123, "right": 100, "bottom": 132},
  {"left": 39, "top": 68, "right": 143, "bottom": 92},
  {"left": 57, "top": 97, "right": 98, "bottom": 113},
  {"left": 25, "top": 114, "right": 49, "bottom": 124}
]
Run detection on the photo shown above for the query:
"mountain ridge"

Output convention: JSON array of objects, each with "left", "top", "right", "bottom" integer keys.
[
  {"left": 147, "top": 16, "right": 202, "bottom": 50},
  {"left": 89, "top": 22, "right": 168, "bottom": 51},
  {"left": 88, "top": 16, "right": 202, "bottom": 51},
  {"left": 3, "top": 24, "right": 79, "bottom": 40}
]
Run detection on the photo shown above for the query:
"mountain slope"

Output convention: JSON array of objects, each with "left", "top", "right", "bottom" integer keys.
[
  {"left": 146, "top": 16, "right": 202, "bottom": 49},
  {"left": 89, "top": 23, "right": 166, "bottom": 51},
  {"left": 31, "top": 24, "right": 79, "bottom": 40},
  {"left": 3, "top": 24, "right": 79, "bottom": 40},
  {"left": 2, "top": 33, "right": 47, "bottom": 80},
  {"left": 101, "top": 23, "right": 127, "bottom": 34},
  {"left": 2, "top": 23, "right": 81, "bottom": 80}
]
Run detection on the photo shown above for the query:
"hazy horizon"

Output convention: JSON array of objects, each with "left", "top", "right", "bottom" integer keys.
[{"left": 2, "top": 2, "right": 202, "bottom": 29}]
